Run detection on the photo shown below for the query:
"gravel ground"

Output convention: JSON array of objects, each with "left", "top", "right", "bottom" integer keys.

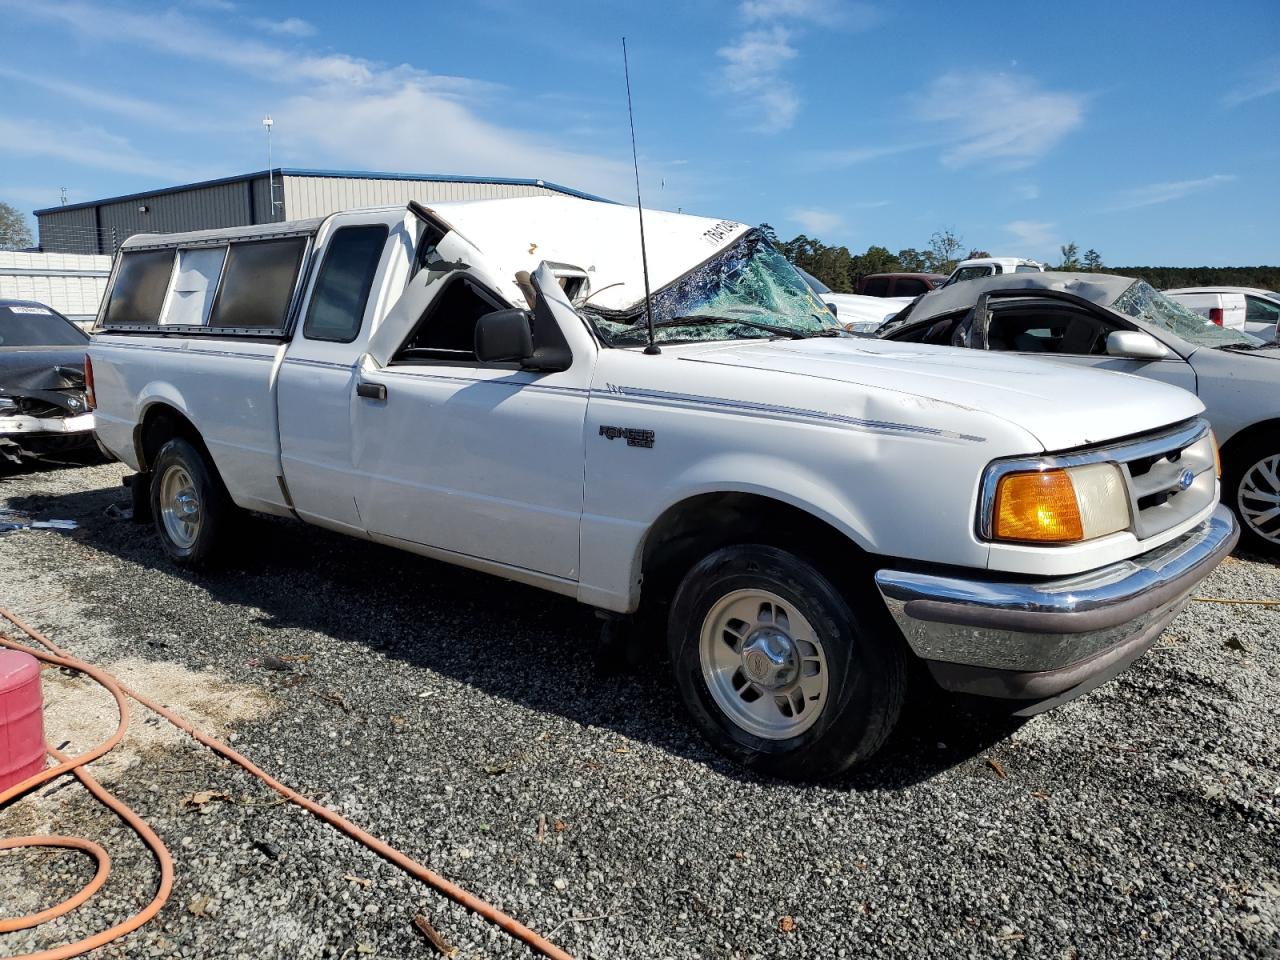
[{"left": 1, "top": 459, "right": 1278, "bottom": 960}]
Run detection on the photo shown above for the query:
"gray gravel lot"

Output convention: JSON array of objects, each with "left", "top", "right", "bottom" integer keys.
[{"left": 1, "top": 459, "right": 1277, "bottom": 960}]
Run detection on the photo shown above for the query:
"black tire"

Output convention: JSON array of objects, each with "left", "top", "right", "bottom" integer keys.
[
  {"left": 149, "top": 437, "right": 235, "bottom": 566},
  {"left": 1225, "top": 436, "right": 1280, "bottom": 560},
  {"left": 668, "top": 544, "right": 905, "bottom": 781}
]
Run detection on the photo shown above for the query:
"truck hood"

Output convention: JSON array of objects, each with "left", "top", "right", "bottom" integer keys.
[{"left": 670, "top": 337, "right": 1204, "bottom": 452}]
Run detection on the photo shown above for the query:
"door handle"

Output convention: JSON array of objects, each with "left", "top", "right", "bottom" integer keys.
[{"left": 356, "top": 381, "right": 387, "bottom": 401}]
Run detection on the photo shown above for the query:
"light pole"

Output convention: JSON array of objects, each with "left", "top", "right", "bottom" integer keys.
[{"left": 262, "top": 115, "right": 281, "bottom": 221}]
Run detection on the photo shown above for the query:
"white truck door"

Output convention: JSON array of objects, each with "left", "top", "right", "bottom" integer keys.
[
  {"left": 277, "top": 215, "right": 411, "bottom": 534},
  {"left": 353, "top": 263, "right": 591, "bottom": 581}
]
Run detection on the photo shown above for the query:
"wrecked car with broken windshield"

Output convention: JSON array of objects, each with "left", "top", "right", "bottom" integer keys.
[
  {"left": 0, "top": 298, "right": 95, "bottom": 465},
  {"left": 87, "top": 196, "right": 1236, "bottom": 779},
  {"left": 879, "top": 271, "right": 1280, "bottom": 559}
]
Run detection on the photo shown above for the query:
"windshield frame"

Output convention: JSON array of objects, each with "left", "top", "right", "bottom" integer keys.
[{"left": 579, "top": 229, "right": 843, "bottom": 348}]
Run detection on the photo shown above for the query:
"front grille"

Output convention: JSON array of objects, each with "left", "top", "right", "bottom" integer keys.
[
  {"left": 1115, "top": 421, "right": 1216, "bottom": 541},
  {"left": 7, "top": 395, "right": 85, "bottom": 419}
]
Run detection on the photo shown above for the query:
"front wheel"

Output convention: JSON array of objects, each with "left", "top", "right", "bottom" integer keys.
[
  {"left": 668, "top": 544, "right": 905, "bottom": 781},
  {"left": 150, "top": 437, "right": 235, "bottom": 566},
  {"left": 1226, "top": 439, "right": 1280, "bottom": 559}
]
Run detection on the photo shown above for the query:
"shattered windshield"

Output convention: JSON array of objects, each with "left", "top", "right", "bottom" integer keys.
[
  {"left": 1112, "top": 281, "right": 1257, "bottom": 349},
  {"left": 585, "top": 230, "right": 841, "bottom": 345}
]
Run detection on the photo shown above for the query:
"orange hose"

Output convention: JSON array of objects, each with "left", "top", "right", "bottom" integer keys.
[
  {"left": 0, "top": 607, "right": 573, "bottom": 960},
  {"left": 0, "top": 634, "right": 175, "bottom": 960},
  {"left": 0, "top": 837, "right": 108, "bottom": 933}
]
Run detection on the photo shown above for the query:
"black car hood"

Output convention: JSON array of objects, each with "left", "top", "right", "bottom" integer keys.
[{"left": 0, "top": 348, "right": 88, "bottom": 413}]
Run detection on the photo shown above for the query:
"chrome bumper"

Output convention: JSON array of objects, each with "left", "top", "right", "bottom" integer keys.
[
  {"left": 875, "top": 506, "right": 1238, "bottom": 712},
  {"left": 0, "top": 413, "right": 95, "bottom": 436}
]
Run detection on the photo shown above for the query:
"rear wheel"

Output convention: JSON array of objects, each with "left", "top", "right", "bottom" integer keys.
[
  {"left": 150, "top": 437, "right": 235, "bottom": 566},
  {"left": 668, "top": 544, "right": 905, "bottom": 780},
  {"left": 1226, "top": 438, "right": 1280, "bottom": 559}
]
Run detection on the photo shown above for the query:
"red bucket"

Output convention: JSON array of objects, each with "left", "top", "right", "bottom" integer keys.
[{"left": 0, "top": 649, "right": 45, "bottom": 792}]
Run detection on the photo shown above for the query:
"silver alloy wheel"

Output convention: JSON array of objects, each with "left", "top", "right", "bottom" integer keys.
[
  {"left": 698, "top": 588, "right": 830, "bottom": 740},
  {"left": 159, "top": 463, "right": 202, "bottom": 551},
  {"left": 1238, "top": 453, "right": 1280, "bottom": 545}
]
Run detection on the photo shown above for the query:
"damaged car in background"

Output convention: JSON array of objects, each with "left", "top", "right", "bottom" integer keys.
[
  {"left": 0, "top": 298, "right": 95, "bottom": 465},
  {"left": 880, "top": 272, "right": 1280, "bottom": 557},
  {"left": 88, "top": 198, "right": 1235, "bottom": 780}
]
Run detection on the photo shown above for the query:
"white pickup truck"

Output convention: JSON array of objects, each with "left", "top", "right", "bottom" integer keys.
[{"left": 88, "top": 197, "right": 1237, "bottom": 779}]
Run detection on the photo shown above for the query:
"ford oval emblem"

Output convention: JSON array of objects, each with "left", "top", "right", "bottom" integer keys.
[{"left": 1178, "top": 469, "right": 1195, "bottom": 490}]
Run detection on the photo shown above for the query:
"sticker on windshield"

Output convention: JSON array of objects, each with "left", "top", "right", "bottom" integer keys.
[{"left": 7, "top": 306, "right": 50, "bottom": 315}]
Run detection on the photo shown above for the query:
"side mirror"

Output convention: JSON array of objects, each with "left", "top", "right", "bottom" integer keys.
[
  {"left": 1106, "top": 330, "right": 1169, "bottom": 360},
  {"left": 474, "top": 308, "right": 533, "bottom": 363}
]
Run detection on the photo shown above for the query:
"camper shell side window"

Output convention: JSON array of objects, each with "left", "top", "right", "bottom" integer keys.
[{"left": 99, "top": 232, "right": 311, "bottom": 337}]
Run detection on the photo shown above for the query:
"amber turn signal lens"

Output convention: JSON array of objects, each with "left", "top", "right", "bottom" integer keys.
[
  {"left": 993, "top": 469, "right": 1084, "bottom": 543},
  {"left": 1211, "top": 431, "right": 1222, "bottom": 479}
]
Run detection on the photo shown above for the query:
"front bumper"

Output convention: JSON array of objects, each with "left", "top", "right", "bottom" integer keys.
[
  {"left": 0, "top": 412, "right": 95, "bottom": 436},
  {"left": 0, "top": 413, "right": 97, "bottom": 462},
  {"left": 875, "top": 505, "right": 1238, "bottom": 715}
]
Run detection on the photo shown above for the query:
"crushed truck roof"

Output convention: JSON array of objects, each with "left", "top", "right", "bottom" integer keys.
[{"left": 426, "top": 196, "right": 749, "bottom": 314}]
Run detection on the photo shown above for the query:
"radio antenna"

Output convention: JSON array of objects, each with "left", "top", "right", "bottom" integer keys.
[{"left": 622, "top": 37, "right": 659, "bottom": 355}]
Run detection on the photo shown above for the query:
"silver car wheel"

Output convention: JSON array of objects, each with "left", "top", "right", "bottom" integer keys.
[
  {"left": 698, "top": 588, "right": 830, "bottom": 740},
  {"left": 159, "top": 463, "right": 202, "bottom": 551},
  {"left": 1238, "top": 454, "right": 1280, "bottom": 546}
]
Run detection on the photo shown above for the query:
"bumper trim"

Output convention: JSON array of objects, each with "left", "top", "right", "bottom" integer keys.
[
  {"left": 0, "top": 412, "right": 95, "bottom": 436},
  {"left": 875, "top": 505, "right": 1237, "bottom": 684},
  {"left": 924, "top": 594, "right": 1185, "bottom": 714}
]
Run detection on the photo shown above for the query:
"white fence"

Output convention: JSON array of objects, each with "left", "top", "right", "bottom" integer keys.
[{"left": 0, "top": 251, "right": 112, "bottom": 326}]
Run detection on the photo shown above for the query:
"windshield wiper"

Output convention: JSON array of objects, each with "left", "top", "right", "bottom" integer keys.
[
  {"left": 643, "top": 314, "right": 808, "bottom": 340},
  {"left": 1218, "top": 340, "right": 1273, "bottom": 352}
]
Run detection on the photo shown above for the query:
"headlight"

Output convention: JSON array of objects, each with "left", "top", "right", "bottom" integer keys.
[{"left": 985, "top": 462, "right": 1131, "bottom": 544}]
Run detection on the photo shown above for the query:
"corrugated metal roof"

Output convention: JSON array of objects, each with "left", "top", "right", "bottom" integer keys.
[{"left": 34, "top": 169, "right": 611, "bottom": 215}]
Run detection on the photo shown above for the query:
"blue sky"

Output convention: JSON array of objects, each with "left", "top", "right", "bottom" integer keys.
[{"left": 2, "top": 0, "right": 1277, "bottom": 266}]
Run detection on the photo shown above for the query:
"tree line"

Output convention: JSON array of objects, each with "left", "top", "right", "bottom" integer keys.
[{"left": 761, "top": 223, "right": 1280, "bottom": 294}]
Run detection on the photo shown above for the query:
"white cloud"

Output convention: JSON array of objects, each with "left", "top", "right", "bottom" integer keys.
[
  {"left": 1013, "top": 183, "right": 1040, "bottom": 201},
  {"left": 252, "top": 17, "right": 316, "bottom": 38},
  {"left": 788, "top": 208, "right": 842, "bottom": 235},
  {"left": 278, "top": 81, "right": 631, "bottom": 199},
  {"left": 1223, "top": 58, "right": 1280, "bottom": 107},
  {"left": 1108, "top": 174, "right": 1236, "bottom": 211},
  {"left": 741, "top": 0, "right": 880, "bottom": 28},
  {"left": 1004, "top": 220, "right": 1058, "bottom": 260},
  {"left": 916, "top": 72, "right": 1085, "bottom": 169},
  {"left": 717, "top": 25, "right": 800, "bottom": 134},
  {"left": 0, "top": 66, "right": 214, "bottom": 132},
  {"left": 717, "top": 1, "right": 879, "bottom": 134},
  {"left": 0, "top": 115, "right": 202, "bottom": 181},
  {"left": 803, "top": 140, "right": 930, "bottom": 170},
  {"left": 0, "top": 0, "right": 632, "bottom": 199}
]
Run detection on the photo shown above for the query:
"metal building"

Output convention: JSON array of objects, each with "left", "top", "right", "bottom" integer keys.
[{"left": 33, "top": 169, "right": 609, "bottom": 255}]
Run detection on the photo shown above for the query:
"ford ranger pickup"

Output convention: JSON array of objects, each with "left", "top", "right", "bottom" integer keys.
[{"left": 87, "top": 197, "right": 1237, "bottom": 779}]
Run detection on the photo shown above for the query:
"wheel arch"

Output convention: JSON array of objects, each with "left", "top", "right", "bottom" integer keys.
[
  {"left": 134, "top": 400, "right": 213, "bottom": 474},
  {"left": 636, "top": 490, "right": 874, "bottom": 620},
  {"left": 1218, "top": 417, "right": 1280, "bottom": 468}
]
